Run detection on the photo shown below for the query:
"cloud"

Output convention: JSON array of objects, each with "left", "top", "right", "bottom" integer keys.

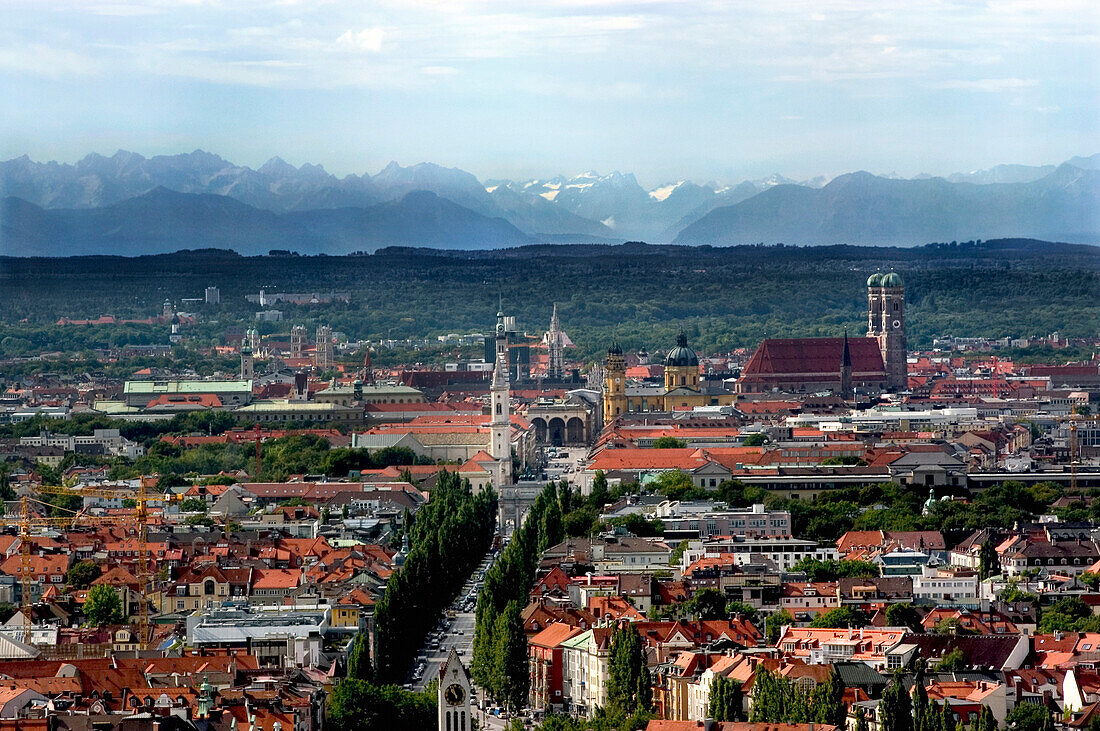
[
  {"left": 932, "top": 78, "right": 1038, "bottom": 92},
  {"left": 0, "top": 42, "right": 103, "bottom": 78},
  {"left": 335, "top": 28, "right": 385, "bottom": 53}
]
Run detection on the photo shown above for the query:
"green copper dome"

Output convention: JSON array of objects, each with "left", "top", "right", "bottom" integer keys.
[
  {"left": 867, "top": 272, "right": 884, "bottom": 287},
  {"left": 665, "top": 330, "right": 699, "bottom": 367},
  {"left": 881, "top": 272, "right": 903, "bottom": 288}
]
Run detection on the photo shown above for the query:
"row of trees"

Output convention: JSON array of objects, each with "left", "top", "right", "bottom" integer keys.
[
  {"left": 373, "top": 470, "right": 498, "bottom": 682},
  {"left": 328, "top": 471, "right": 497, "bottom": 731},
  {"left": 748, "top": 666, "right": 844, "bottom": 726},
  {"left": 472, "top": 482, "right": 564, "bottom": 710}
]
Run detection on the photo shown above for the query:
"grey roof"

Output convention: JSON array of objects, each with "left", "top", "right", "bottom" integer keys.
[{"left": 833, "top": 660, "right": 888, "bottom": 688}]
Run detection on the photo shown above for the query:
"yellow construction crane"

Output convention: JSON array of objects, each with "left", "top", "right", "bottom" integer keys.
[
  {"left": 1055, "top": 412, "right": 1099, "bottom": 494},
  {"left": 7, "top": 495, "right": 87, "bottom": 643},
  {"left": 25, "top": 481, "right": 183, "bottom": 649}
]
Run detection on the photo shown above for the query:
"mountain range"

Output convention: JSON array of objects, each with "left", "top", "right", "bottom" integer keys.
[{"left": 1, "top": 150, "right": 1098, "bottom": 256}]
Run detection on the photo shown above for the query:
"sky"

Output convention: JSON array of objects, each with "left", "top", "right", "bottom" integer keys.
[{"left": 2, "top": 0, "right": 1098, "bottom": 187}]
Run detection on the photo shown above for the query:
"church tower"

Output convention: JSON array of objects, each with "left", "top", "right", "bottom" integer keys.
[
  {"left": 663, "top": 329, "right": 700, "bottom": 393},
  {"left": 490, "top": 307, "right": 512, "bottom": 487},
  {"left": 438, "top": 649, "right": 473, "bottom": 731},
  {"left": 240, "top": 345, "right": 254, "bottom": 381},
  {"left": 547, "top": 303, "right": 565, "bottom": 380},
  {"left": 867, "top": 272, "right": 884, "bottom": 337},
  {"left": 868, "top": 271, "right": 907, "bottom": 391},
  {"left": 603, "top": 341, "right": 627, "bottom": 424},
  {"left": 839, "top": 328, "right": 852, "bottom": 399}
]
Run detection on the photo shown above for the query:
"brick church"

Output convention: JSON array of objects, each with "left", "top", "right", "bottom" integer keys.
[{"left": 736, "top": 272, "right": 908, "bottom": 395}]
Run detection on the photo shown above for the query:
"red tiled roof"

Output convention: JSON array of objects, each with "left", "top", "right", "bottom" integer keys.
[{"left": 740, "top": 337, "right": 886, "bottom": 381}]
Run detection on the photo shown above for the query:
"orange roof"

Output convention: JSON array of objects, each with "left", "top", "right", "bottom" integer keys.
[
  {"left": 146, "top": 394, "right": 223, "bottom": 408},
  {"left": 588, "top": 447, "right": 712, "bottom": 472},
  {"left": 529, "top": 622, "right": 583, "bottom": 649},
  {"left": 251, "top": 568, "right": 302, "bottom": 590}
]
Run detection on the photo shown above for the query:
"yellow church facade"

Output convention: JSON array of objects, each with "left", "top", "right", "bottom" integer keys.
[{"left": 602, "top": 331, "right": 737, "bottom": 423}]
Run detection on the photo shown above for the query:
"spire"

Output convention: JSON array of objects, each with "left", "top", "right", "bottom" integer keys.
[
  {"left": 676, "top": 328, "right": 688, "bottom": 348},
  {"left": 842, "top": 327, "right": 851, "bottom": 368}
]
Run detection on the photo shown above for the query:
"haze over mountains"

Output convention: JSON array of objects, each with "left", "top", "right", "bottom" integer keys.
[{"left": 1, "top": 151, "right": 1098, "bottom": 257}]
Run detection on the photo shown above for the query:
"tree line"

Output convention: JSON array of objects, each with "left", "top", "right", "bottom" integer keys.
[
  {"left": 373, "top": 469, "right": 498, "bottom": 682},
  {"left": 472, "top": 482, "right": 565, "bottom": 710}
]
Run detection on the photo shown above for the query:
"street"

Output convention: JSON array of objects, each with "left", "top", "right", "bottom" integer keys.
[{"left": 408, "top": 445, "right": 588, "bottom": 729}]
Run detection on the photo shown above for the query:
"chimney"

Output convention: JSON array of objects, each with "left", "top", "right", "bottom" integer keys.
[{"left": 703, "top": 720, "right": 716, "bottom": 731}]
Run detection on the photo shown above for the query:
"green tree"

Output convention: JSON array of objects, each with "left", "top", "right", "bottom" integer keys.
[
  {"left": 606, "top": 623, "right": 652, "bottom": 716},
  {"left": 84, "top": 584, "right": 124, "bottom": 626},
  {"left": 766, "top": 609, "right": 794, "bottom": 644},
  {"left": 748, "top": 666, "right": 808, "bottom": 723},
  {"left": 347, "top": 632, "right": 373, "bottom": 681},
  {"left": 327, "top": 679, "right": 437, "bottom": 731},
  {"left": 180, "top": 497, "right": 208, "bottom": 513},
  {"left": 792, "top": 558, "right": 878, "bottom": 582},
  {"left": 1005, "top": 702, "right": 1054, "bottom": 731},
  {"left": 978, "top": 540, "right": 1000, "bottom": 580},
  {"left": 590, "top": 471, "right": 610, "bottom": 508},
  {"left": 854, "top": 706, "right": 869, "bottom": 731},
  {"left": 742, "top": 433, "right": 769, "bottom": 447},
  {"left": 1039, "top": 596, "right": 1100, "bottom": 633},
  {"left": 970, "top": 706, "right": 996, "bottom": 731},
  {"left": 66, "top": 560, "right": 101, "bottom": 589},
  {"left": 810, "top": 669, "right": 846, "bottom": 726},
  {"left": 652, "top": 436, "right": 687, "bottom": 449},
  {"left": 707, "top": 675, "right": 744, "bottom": 722},
  {"left": 879, "top": 673, "right": 914, "bottom": 731},
  {"left": 725, "top": 601, "right": 759, "bottom": 623},
  {"left": 492, "top": 601, "right": 529, "bottom": 712},
  {"left": 934, "top": 647, "right": 967, "bottom": 672},
  {"left": 649, "top": 470, "right": 704, "bottom": 501},
  {"left": 810, "top": 606, "right": 867, "bottom": 629},
  {"left": 688, "top": 588, "right": 729, "bottom": 620},
  {"left": 670, "top": 539, "right": 690, "bottom": 566},
  {"left": 541, "top": 491, "right": 565, "bottom": 549},
  {"left": 885, "top": 603, "right": 924, "bottom": 633}
]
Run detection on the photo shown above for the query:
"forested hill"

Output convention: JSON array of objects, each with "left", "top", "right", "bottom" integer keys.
[{"left": 1, "top": 239, "right": 1097, "bottom": 358}]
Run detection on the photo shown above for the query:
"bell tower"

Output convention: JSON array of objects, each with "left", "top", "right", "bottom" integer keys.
[
  {"left": 870, "top": 271, "right": 907, "bottom": 391},
  {"left": 490, "top": 307, "right": 512, "bottom": 487},
  {"left": 438, "top": 649, "right": 473, "bottom": 731},
  {"left": 603, "top": 342, "right": 627, "bottom": 424}
]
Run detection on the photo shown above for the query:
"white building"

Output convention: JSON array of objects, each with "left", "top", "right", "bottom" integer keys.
[
  {"left": 911, "top": 566, "right": 979, "bottom": 607},
  {"left": 20, "top": 429, "right": 144, "bottom": 459},
  {"left": 682, "top": 536, "right": 839, "bottom": 573}
]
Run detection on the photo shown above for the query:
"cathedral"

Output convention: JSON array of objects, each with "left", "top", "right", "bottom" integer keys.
[
  {"left": 602, "top": 329, "right": 737, "bottom": 423},
  {"left": 736, "top": 272, "right": 908, "bottom": 394}
]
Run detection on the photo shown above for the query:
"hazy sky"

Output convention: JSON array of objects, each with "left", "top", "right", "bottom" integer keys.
[{"left": 2, "top": 0, "right": 1097, "bottom": 186}]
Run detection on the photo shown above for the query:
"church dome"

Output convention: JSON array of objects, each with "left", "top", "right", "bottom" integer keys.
[
  {"left": 665, "top": 330, "right": 699, "bottom": 367},
  {"left": 881, "top": 272, "right": 903, "bottom": 288},
  {"left": 867, "top": 272, "right": 884, "bottom": 287},
  {"left": 608, "top": 341, "right": 623, "bottom": 356}
]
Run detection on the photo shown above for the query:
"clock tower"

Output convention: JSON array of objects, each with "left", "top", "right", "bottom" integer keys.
[{"left": 438, "top": 648, "right": 473, "bottom": 731}]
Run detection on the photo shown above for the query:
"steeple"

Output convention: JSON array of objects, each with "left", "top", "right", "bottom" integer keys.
[
  {"left": 547, "top": 303, "right": 564, "bottom": 380},
  {"left": 839, "top": 328, "right": 853, "bottom": 399},
  {"left": 197, "top": 674, "right": 214, "bottom": 718},
  {"left": 489, "top": 305, "right": 512, "bottom": 488}
]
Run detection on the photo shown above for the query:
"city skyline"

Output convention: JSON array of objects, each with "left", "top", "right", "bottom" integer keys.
[{"left": 2, "top": 0, "right": 1097, "bottom": 185}]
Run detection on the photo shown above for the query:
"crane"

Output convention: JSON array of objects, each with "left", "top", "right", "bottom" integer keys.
[
  {"left": 8, "top": 495, "right": 88, "bottom": 643},
  {"left": 1052, "top": 412, "right": 1100, "bottom": 494},
  {"left": 30, "top": 481, "right": 183, "bottom": 649}
]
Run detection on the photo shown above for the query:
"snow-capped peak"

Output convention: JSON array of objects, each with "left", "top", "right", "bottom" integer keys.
[{"left": 648, "top": 181, "right": 685, "bottom": 201}]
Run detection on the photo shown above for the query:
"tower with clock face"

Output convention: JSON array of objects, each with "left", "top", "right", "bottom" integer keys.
[{"left": 439, "top": 648, "right": 473, "bottom": 731}]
